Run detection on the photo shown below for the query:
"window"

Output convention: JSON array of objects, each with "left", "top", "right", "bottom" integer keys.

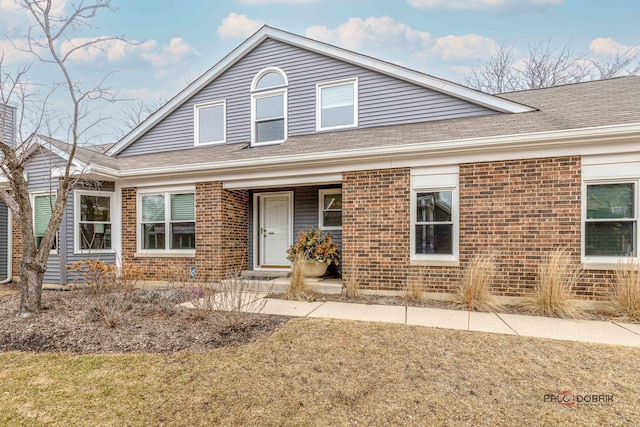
[
  {"left": 319, "top": 189, "right": 342, "bottom": 230},
  {"left": 139, "top": 190, "right": 195, "bottom": 252},
  {"left": 584, "top": 182, "right": 637, "bottom": 258},
  {"left": 33, "top": 194, "right": 56, "bottom": 250},
  {"left": 76, "top": 192, "right": 113, "bottom": 252},
  {"left": 410, "top": 186, "right": 458, "bottom": 264},
  {"left": 251, "top": 68, "right": 287, "bottom": 146},
  {"left": 194, "top": 100, "right": 225, "bottom": 145},
  {"left": 317, "top": 78, "right": 357, "bottom": 131}
]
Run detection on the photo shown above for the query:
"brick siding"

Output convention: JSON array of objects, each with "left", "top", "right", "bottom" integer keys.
[{"left": 341, "top": 157, "right": 615, "bottom": 300}]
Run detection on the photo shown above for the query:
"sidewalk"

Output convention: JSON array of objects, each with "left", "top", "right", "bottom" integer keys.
[{"left": 259, "top": 298, "right": 640, "bottom": 347}]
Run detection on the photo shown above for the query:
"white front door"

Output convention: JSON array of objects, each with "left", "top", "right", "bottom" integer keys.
[{"left": 260, "top": 193, "right": 292, "bottom": 267}]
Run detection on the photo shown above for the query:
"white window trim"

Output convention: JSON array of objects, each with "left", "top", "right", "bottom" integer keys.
[
  {"left": 73, "top": 190, "right": 115, "bottom": 255},
  {"left": 136, "top": 185, "right": 196, "bottom": 256},
  {"left": 194, "top": 100, "right": 226, "bottom": 146},
  {"left": 318, "top": 188, "right": 342, "bottom": 231},
  {"left": 316, "top": 77, "right": 358, "bottom": 132},
  {"left": 581, "top": 178, "right": 639, "bottom": 269},
  {"left": 410, "top": 186, "right": 459, "bottom": 266},
  {"left": 251, "top": 67, "right": 288, "bottom": 147},
  {"left": 30, "top": 192, "right": 58, "bottom": 254}
]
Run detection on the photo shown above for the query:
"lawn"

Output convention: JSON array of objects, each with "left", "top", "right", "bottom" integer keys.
[{"left": 1, "top": 318, "right": 638, "bottom": 426}]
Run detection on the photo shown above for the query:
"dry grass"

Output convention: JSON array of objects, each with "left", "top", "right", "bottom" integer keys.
[
  {"left": 1, "top": 318, "right": 639, "bottom": 426},
  {"left": 342, "top": 263, "right": 362, "bottom": 299},
  {"left": 286, "top": 254, "right": 309, "bottom": 300},
  {"left": 523, "top": 248, "right": 584, "bottom": 318},
  {"left": 404, "top": 270, "right": 425, "bottom": 303},
  {"left": 456, "top": 252, "right": 501, "bottom": 312},
  {"left": 609, "top": 260, "right": 640, "bottom": 320}
]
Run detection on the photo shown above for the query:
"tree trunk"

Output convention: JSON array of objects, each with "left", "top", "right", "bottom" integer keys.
[{"left": 18, "top": 256, "right": 46, "bottom": 316}]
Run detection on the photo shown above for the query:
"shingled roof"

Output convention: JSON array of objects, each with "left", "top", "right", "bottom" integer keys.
[{"left": 39, "top": 76, "right": 640, "bottom": 176}]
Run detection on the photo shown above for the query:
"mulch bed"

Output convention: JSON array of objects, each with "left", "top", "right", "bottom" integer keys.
[{"left": 0, "top": 286, "right": 289, "bottom": 354}]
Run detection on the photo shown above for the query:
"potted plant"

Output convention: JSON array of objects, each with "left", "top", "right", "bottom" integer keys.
[{"left": 286, "top": 228, "right": 341, "bottom": 277}]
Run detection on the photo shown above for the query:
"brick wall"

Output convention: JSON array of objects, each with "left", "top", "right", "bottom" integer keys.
[
  {"left": 11, "top": 215, "right": 22, "bottom": 277},
  {"left": 122, "top": 183, "right": 248, "bottom": 282},
  {"left": 342, "top": 157, "right": 615, "bottom": 300}
]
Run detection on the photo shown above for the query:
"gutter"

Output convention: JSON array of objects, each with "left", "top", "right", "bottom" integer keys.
[
  {"left": 90, "top": 121, "right": 640, "bottom": 180},
  {"left": 1, "top": 209, "right": 12, "bottom": 284}
]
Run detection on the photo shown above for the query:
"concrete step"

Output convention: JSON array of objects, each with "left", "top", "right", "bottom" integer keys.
[{"left": 240, "top": 270, "right": 289, "bottom": 280}]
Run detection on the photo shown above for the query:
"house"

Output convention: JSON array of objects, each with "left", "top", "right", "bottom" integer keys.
[{"left": 2, "top": 26, "right": 640, "bottom": 300}]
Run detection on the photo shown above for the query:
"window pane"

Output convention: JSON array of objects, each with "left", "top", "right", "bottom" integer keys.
[
  {"left": 255, "top": 72, "right": 285, "bottom": 90},
  {"left": 79, "top": 223, "right": 112, "bottom": 250},
  {"left": 256, "top": 119, "right": 284, "bottom": 142},
  {"left": 142, "top": 223, "right": 165, "bottom": 250},
  {"left": 587, "top": 183, "right": 634, "bottom": 219},
  {"left": 80, "top": 195, "right": 110, "bottom": 222},
  {"left": 256, "top": 95, "right": 284, "bottom": 120},
  {"left": 323, "top": 193, "right": 342, "bottom": 210},
  {"left": 585, "top": 221, "right": 635, "bottom": 256},
  {"left": 321, "top": 83, "right": 354, "bottom": 128},
  {"left": 198, "top": 104, "right": 224, "bottom": 143},
  {"left": 171, "top": 222, "right": 196, "bottom": 249},
  {"left": 415, "top": 224, "right": 453, "bottom": 255},
  {"left": 142, "top": 195, "right": 165, "bottom": 222},
  {"left": 321, "top": 105, "right": 354, "bottom": 128},
  {"left": 416, "top": 192, "right": 452, "bottom": 222},
  {"left": 171, "top": 193, "right": 195, "bottom": 221},
  {"left": 34, "top": 195, "right": 56, "bottom": 237},
  {"left": 323, "top": 211, "right": 342, "bottom": 228}
]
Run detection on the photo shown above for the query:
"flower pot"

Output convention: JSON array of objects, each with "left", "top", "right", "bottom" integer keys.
[{"left": 301, "top": 260, "right": 329, "bottom": 278}]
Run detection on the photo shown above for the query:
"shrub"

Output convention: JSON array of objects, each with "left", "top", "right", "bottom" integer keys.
[
  {"left": 524, "top": 248, "right": 583, "bottom": 318},
  {"left": 404, "top": 269, "right": 426, "bottom": 303},
  {"left": 609, "top": 260, "right": 640, "bottom": 320},
  {"left": 286, "top": 227, "right": 340, "bottom": 265},
  {"left": 342, "top": 264, "right": 362, "bottom": 299},
  {"left": 456, "top": 252, "right": 500, "bottom": 312},
  {"left": 70, "top": 259, "right": 142, "bottom": 327}
]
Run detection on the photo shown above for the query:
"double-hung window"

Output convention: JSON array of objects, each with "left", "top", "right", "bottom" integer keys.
[
  {"left": 139, "top": 189, "right": 195, "bottom": 253},
  {"left": 316, "top": 78, "right": 358, "bottom": 131},
  {"left": 251, "top": 68, "right": 287, "bottom": 146},
  {"left": 319, "top": 189, "right": 342, "bottom": 230},
  {"left": 194, "top": 100, "right": 225, "bottom": 145},
  {"left": 75, "top": 191, "right": 113, "bottom": 252},
  {"left": 584, "top": 181, "right": 637, "bottom": 260},
  {"left": 33, "top": 194, "right": 57, "bottom": 250}
]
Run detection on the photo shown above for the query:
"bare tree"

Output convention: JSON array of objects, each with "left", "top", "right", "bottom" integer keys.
[
  {"left": 465, "top": 40, "right": 640, "bottom": 94},
  {"left": 0, "top": 0, "right": 125, "bottom": 316},
  {"left": 117, "top": 98, "right": 165, "bottom": 138}
]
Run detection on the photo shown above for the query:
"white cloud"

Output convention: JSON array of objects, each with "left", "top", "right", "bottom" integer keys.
[
  {"left": 217, "top": 13, "right": 264, "bottom": 40},
  {"left": 141, "top": 38, "right": 199, "bottom": 68},
  {"left": 589, "top": 37, "right": 638, "bottom": 56},
  {"left": 59, "top": 37, "right": 154, "bottom": 63},
  {"left": 430, "top": 34, "right": 497, "bottom": 61},
  {"left": 237, "top": 0, "right": 318, "bottom": 4},
  {"left": 407, "top": 0, "right": 562, "bottom": 10},
  {"left": 305, "top": 16, "right": 430, "bottom": 51},
  {"left": 0, "top": 38, "right": 39, "bottom": 65}
]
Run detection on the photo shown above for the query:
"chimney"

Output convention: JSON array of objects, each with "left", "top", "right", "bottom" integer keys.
[{"left": 0, "top": 103, "right": 17, "bottom": 147}]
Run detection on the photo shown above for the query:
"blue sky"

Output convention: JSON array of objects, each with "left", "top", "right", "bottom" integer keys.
[{"left": 1, "top": 0, "right": 638, "bottom": 143}]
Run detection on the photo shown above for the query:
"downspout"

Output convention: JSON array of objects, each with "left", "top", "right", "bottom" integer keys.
[{"left": 1, "top": 209, "right": 12, "bottom": 284}]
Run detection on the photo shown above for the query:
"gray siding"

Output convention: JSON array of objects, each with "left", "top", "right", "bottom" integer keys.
[
  {"left": 248, "top": 185, "right": 342, "bottom": 269},
  {"left": 25, "top": 148, "right": 66, "bottom": 283},
  {"left": 0, "top": 199, "right": 8, "bottom": 280},
  {"left": 24, "top": 149, "right": 117, "bottom": 284},
  {"left": 119, "top": 38, "right": 496, "bottom": 156}
]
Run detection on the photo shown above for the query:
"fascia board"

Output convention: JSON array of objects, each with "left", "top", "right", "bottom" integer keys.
[{"left": 98, "top": 122, "right": 640, "bottom": 179}]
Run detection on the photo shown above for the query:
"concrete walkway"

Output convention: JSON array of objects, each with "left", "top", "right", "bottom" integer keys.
[{"left": 260, "top": 298, "right": 640, "bottom": 347}]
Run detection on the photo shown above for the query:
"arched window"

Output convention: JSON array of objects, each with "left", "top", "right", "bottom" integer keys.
[{"left": 251, "top": 67, "right": 287, "bottom": 146}]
